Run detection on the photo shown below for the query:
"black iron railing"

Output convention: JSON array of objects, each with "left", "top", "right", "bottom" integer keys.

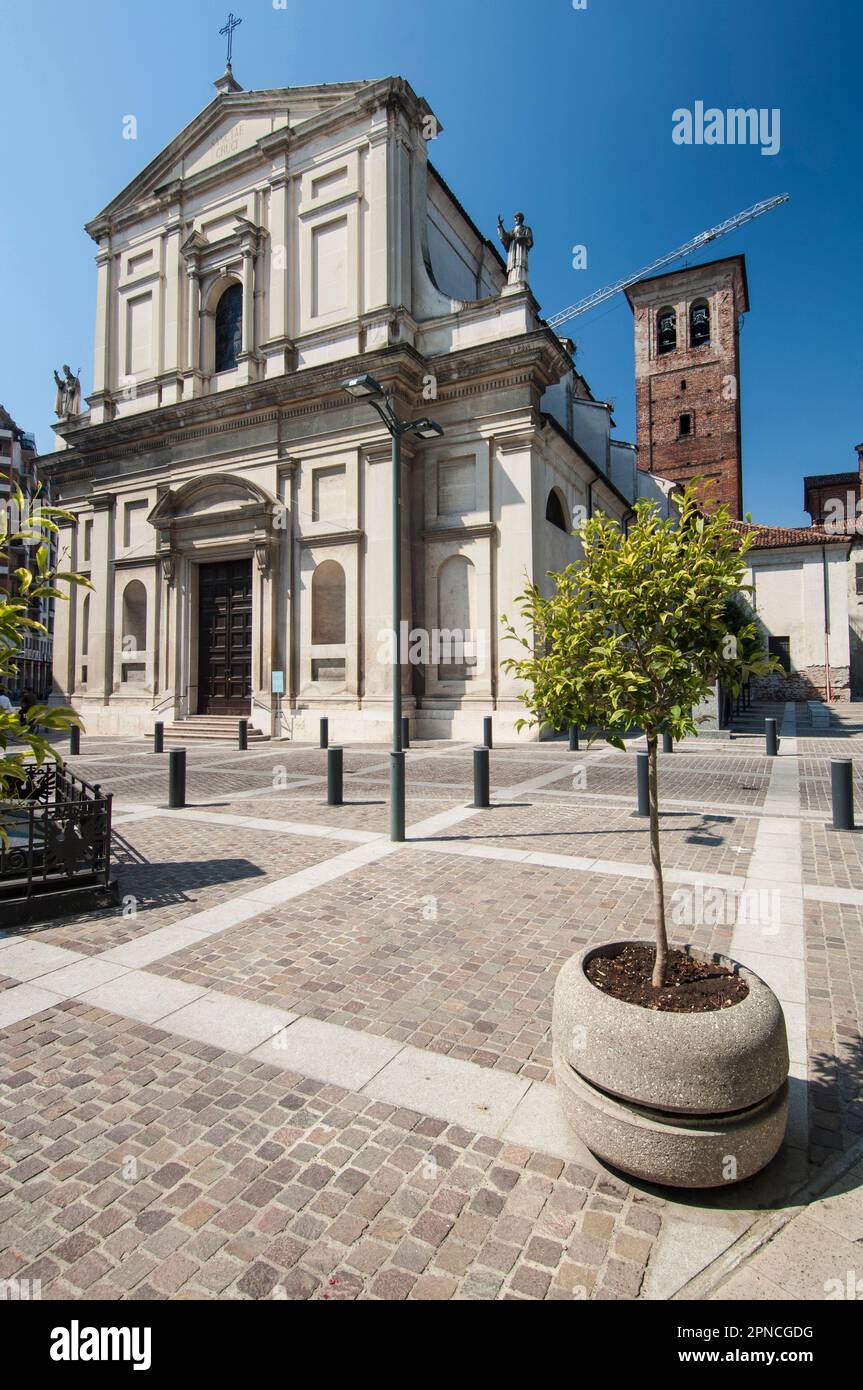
[{"left": 0, "top": 763, "right": 114, "bottom": 902}]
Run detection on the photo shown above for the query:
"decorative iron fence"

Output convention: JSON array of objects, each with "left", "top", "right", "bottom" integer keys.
[{"left": 0, "top": 763, "right": 114, "bottom": 903}]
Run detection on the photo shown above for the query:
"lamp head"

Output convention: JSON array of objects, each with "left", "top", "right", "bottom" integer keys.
[
  {"left": 341, "top": 374, "right": 384, "bottom": 400},
  {"left": 412, "top": 419, "right": 444, "bottom": 440}
]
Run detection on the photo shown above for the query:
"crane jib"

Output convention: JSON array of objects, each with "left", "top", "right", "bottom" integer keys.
[{"left": 546, "top": 194, "right": 789, "bottom": 331}]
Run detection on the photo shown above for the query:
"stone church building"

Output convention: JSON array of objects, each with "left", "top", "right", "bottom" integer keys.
[{"left": 42, "top": 68, "right": 673, "bottom": 741}]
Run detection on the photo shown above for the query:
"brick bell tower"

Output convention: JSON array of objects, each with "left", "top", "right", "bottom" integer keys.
[{"left": 626, "top": 254, "right": 749, "bottom": 517}]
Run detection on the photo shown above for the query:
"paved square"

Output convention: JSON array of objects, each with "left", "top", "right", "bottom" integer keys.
[{"left": 1, "top": 703, "right": 862, "bottom": 1300}]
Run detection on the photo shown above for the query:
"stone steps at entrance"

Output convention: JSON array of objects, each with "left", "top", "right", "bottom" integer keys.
[{"left": 163, "top": 716, "right": 268, "bottom": 743}]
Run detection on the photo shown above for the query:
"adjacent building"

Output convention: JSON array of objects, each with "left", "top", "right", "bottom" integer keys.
[
  {"left": 736, "top": 520, "right": 854, "bottom": 701},
  {"left": 0, "top": 406, "right": 55, "bottom": 696},
  {"left": 627, "top": 257, "right": 861, "bottom": 703}
]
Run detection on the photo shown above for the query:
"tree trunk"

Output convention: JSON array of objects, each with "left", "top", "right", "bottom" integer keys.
[{"left": 647, "top": 732, "right": 669, "bottom": 988}]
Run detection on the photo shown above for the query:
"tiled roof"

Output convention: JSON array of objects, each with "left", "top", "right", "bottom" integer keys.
[
  {"left": 802, "top": 471, "right": 858, "bottom": 488},
  {"left": 730, "top": 520, "right": 853, "bottom": 550}
]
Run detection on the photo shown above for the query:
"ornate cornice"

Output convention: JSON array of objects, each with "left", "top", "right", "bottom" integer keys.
[
  {"left": 421, "top": 522, "right": 497, "bottom": 543},
  {"left": 299, "top": 529, "right": 364, "bottom": 549},
  {"left": 113, "top": 555, "right": 159, "bottom": 571}
]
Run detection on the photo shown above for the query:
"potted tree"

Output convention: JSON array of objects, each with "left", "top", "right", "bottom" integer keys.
[{"left": 503, "top": 486, "right": 788, "bottom": 1187}]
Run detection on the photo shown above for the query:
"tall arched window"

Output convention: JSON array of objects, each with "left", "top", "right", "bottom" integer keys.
[
  {"left": 122, "top": 580, "right": 147, "bottom": 653},
  {"left": 657, "top": 306, "right": 677, "bottom": 354},
  {"left": 312, "top": 560, "right": 346, "bottom": 645},
  {"left": 546, "top": 488, "right": 569, "bottom": 532},
  {"left": 214, "top": 283, "right": 243, "bottom": 372},
  {"left": 690, "top": 299, "right": 710, "bottom": 347}
]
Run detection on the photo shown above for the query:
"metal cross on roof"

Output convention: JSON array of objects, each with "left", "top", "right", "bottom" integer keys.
[{"left": 219, "top": 11, "right": 243, "bottom": 67}]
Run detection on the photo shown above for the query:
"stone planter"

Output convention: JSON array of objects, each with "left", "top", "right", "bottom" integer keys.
[{"left": 552, "top": 941, "right": 789, "bottom": 1188}]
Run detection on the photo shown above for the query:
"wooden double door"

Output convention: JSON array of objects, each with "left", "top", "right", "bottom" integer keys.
[{"left": 196, "top": 559, "right": 253, "bottom": 714}]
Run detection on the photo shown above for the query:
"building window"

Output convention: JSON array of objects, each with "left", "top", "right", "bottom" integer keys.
[
  {"left": 312, "top": 560, "right": 346, "bottom": 645},
  {"left": 121, "top": 580, "right": 147, "bottom": 654},
  {"left": 546, "top": 488, "right": 569, "bottom": 532},
  {"left": 437, "top": 554, "right": 475, "bottom": 681},
  {"left": 312, "top": 466, "right": 346, "bottom": 524},
  {"left": 690, "top": 299, "right": 710, "bottom": 347},
  {"left": 81, "top": 594, "right": 90, "bottom": 657},
  {"left": 856, "top": 563, "right": 863, "bottom": 597},
  {"left": 214, "top": 283, "right": 243, "bottom": 372},
  {"left": 312, "top": 658, "right": 346, "bottom": 683},
  {"left": 657, "top": 307, "right": 677, "bottom": 354},
  {"left": 680, "top": 378, "right": 687, "bottom": 392},
  {"left": 768, "top": 635, "right": 792, "bottom": 673},
  {"left": 437, "top": 458, "right": 476, "bottom": 516},
  {"left": 679, "top": 413, "right": 692, "bottom": 437}
]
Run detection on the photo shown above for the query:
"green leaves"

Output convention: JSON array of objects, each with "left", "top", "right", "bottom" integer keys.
[
  {"left": 0, "top": 487, "right": 89, "bottom": 832},
  {"left": 501, "top": 484, "right": 778, "bottom": 745}
]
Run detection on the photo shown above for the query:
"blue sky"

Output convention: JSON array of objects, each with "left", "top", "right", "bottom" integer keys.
[{"left": 1, "top": 0, "right": 859, "bottom": 524}]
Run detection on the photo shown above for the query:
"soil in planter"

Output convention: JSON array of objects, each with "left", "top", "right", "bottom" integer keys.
[{"left": 585, "top": 944, "right": 749, "bottom": 1013}]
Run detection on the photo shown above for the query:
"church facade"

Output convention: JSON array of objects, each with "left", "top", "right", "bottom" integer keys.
[{"left": 42, "top": 71, "right": 672, "bottom": 741}]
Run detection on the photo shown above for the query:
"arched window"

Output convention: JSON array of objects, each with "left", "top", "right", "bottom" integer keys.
[
  {"left": 546, "top": 488, "right": 569, "bottom": 532},
  {"left": 214, "top": 283, "right": 243, "bottom": 372},
  {"left": 312, "top": 560, "right": 346, "bottom": 645},
  {"left": 438, "top": 554, "right": 475, "bottom": 681},
  {"left": 690, "top": 299, "right": 710, "bottom": 347},
  {"left": 81, "top": 594, "right": 90, "bottom": 657},
  {"left": 657, "top": 306, "right": 677, "bottom": 354},
  {"left": 122, "top": 580, "right": 148, "bottom": 653}
]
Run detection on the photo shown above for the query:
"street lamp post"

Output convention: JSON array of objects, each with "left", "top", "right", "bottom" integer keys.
[{"left": 342, "top": 375, "right": 443, "bottom": 842}]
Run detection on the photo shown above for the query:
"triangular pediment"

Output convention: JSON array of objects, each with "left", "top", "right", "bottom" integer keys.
[{"left": 86, "top": 80, "right": 385, "bottom": 236}]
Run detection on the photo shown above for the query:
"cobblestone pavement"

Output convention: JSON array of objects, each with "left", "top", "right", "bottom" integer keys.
[
  {"left": 152, "top": 855, "right": 661, "bottom": 1081},
  {"left": 0, "top": 1004, "right": 662, "bottom": 1301},
  {"left": 1, "top": 707, "right": 862, "bottom": 1300}
]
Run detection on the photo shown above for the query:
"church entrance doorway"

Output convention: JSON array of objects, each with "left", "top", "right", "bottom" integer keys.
[{"left": 196, "top": 559, "right": 253, "bottom": 714}]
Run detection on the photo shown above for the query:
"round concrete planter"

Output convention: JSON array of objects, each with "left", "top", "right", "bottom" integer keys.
[{"left": 552, "top": 942, "right": 789, "bottom": 1188}]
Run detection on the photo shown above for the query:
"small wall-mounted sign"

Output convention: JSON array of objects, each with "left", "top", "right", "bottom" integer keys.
[{"left": 271, "top": 670, "right": 285, "bottom": 695}]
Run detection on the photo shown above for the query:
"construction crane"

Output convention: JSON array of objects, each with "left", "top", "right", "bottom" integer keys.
[{"left": 546, "top": 193, "right": 789, "bottom": 331}]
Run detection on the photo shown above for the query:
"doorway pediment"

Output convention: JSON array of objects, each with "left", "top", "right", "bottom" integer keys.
[{"left": 149, "top": 475, "right": 280, "bottom": 564}]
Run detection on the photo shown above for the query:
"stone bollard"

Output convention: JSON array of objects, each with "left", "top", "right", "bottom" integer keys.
[
  {"left": 168, "top": 748, "right": 186, "bottom": 809},
  {"left": 327, "top": 747, "right": 344, "bottom": 807},
  {"left": 473, "top": 746, "right": 490, "bottom": 808},
  {"left": 830, "top": 759, "right": 854, "bottom": 831}
]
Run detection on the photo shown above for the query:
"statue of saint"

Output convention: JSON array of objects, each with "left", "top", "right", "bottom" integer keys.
[
  {"left": 497, "top": 212, "right": 534, "bottom": 289},
  {"left": 53, "top": 364, "right": 81, "bottom": 419}
]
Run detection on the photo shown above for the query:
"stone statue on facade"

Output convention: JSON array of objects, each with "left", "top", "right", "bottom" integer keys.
[
  {"left": 53, "top": 364, "right": 81, "bottom": 419},
  {"left": 497, "top": 212, "right": 534, "bottom": 290}
]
